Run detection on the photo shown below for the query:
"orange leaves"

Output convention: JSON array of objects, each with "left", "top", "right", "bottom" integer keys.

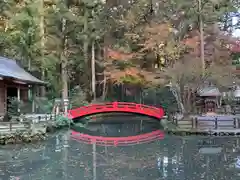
[
  {"left": 105, "top": 48, "right": 136, "bottom": 61},
  {"left": 124, "top": 67, "right": 139, "bottom": 76},
  {"left": 108, "top": 67, "right": 143, "bottom": 83},
  {"left": 108, "top": 70, "right": 126, "bottom": 81},
  {"left": 103, "top": 22, "right": 177, "bottom": 86},
  {"left": 139, "top": 23, "right": 172, "bottom": 52},
  {"left": 181, "top": 30, "right": 201, "bottom": 56},
  {"left": 230, "top": 40, "right": 240, "bottom": 53},
  {"left": 144, "top": 23, "right": 171, "bottom": 39},
  {"left": 103, "top": 47, "right": 144, "bottom": 84},
  {"left": 182, "top": 36, "right": 200, "bottom": 49},
  {"left": 105, "top": 66, "right": 165, "bottom": 86}
]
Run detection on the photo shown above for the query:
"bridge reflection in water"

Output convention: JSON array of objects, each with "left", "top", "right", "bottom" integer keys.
[{"left": 71, "top": 114, "right": 164, "bottom": 146}]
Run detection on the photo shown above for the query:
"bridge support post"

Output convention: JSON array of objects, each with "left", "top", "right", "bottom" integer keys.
[
  {"left": 234, "top": 118, "right": 239, "bottom": 128},
  {"left": 113, "top": 101, "right": 118, "bottom": 108}
]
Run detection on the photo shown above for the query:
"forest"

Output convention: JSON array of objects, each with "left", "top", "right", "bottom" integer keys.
[{"left": 0, "top": 0, "right": 240, "bottom": 113}]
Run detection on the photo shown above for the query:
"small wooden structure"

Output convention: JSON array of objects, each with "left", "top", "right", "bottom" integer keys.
[
  {"left": 197, "top": 85, "right": 221, "bottom": 114},
  {"left": 230, "top": 85, "right": 240, "bottom": 114},
  {"left": 233, "top": 86, "right": 240, "bottom": 101},
  {"left": 0, "top": 56, "right": 45, "bottom": 116}
]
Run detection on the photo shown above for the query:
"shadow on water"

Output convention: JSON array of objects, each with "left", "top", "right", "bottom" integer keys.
[{"left": 1, "top": 115, "right": 240, "bottom": 179}]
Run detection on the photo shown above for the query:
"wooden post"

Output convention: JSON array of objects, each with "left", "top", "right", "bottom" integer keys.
[
  {"left": 38, "top": 116, "right": 41, "bottom": 123},
  {"left": 31, "top": 85, "right": 35, "bottom": 113},
  {"left": 55, "top": 99, "right": 61, "bottom": 115},
  {"left": 238, "top": 118, "right": 240, "bottom": 129},
  {"left": 234, "top": 118, "right": 239, "bottom": 129},
  {"left": 234, "top": 118, "right": 237, "bottom": 128},
  {"left": 195, "top": 117, "right": 198, "bottom": 129},
  {"left": 215, "top": 117, "right": 218, "bottom": 129},
  {"left": 17, "top": 86, "right": 20, "bottom": 112},
  {"left": 192, "top": 117, "right": 194, "bottom": 128},
  {"left": 63, "top": 99, "right": 69, "bottom": 115},
  {"left": 175, "top": 117, "right": 178, "bottom": 126},
  {"left": 9, "top": 122, "right": 12, "bottom": 131}
]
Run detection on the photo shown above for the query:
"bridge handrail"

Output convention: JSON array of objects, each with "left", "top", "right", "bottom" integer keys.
[{"left": 71, "top": 102, "right": 160, "bottom": 111}]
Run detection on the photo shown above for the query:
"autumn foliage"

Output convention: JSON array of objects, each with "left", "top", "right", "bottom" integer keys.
[
  {"left": 231, "top": 40, "right": 240, "bottom": 53},
  {"left": 102, "top": 1, "right": 239, "bottom": 87},
  {"left": 105, "top": 48, "right": 135, "bottom": 61}
]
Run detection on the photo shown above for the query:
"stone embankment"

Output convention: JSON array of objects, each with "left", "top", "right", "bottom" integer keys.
[{"left": 0, "top": 122, "right": 47, "bottom": 145}]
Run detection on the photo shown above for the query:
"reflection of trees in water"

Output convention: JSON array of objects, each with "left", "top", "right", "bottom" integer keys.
[
  {"left": 93, "top": 146, "right": 160, "bottom": 180},
  {"left": 156, "top": 137, "right": 240, "bottom": 180},
  {"left": 27, "top": 137, "right": 240, "bottom": 179},
  {"left": 84, "top": 120, "right": 161, "bottom": 137},
  {"left": 0, "top": 143, "right": 50, "bottom": 179},
  {"left": 75, "top": 114, "right": 162, "bottom": 137}
]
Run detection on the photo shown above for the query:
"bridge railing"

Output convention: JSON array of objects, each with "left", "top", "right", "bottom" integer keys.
[{"left": 74, "top": 102, "right": 160, "bottom": 112}]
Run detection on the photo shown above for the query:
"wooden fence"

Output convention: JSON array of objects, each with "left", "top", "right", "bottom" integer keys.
[
  {"left": 0, "top": 121, "right": 31, "bottom": 133},
  {"left": 20, "top": 114, "right": 56, "bottom": 123},
  {"left": 0, "top": 114, "right": 56, "bottom": 134},
  {"left": 173, "top": 116, "right": 240, "bottom": 130}
]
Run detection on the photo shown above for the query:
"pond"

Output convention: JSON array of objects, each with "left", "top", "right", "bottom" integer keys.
[{"left": 1, "top": 115, "right": 240, "bottom": 180}]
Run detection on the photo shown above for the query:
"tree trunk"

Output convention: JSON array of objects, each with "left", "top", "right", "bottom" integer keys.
[
  {"left": 101, "top": 47, "right": 108, "bottom": 100},
  {"left": 40, "top": 0, "right": 45, "bottom": 96},
  {"left": 101, "top": 73, "right": 108, "bottom": 100},
  {"left": 83, "top": 10, "right": 91, "bottom": 100},
  {"left": 91, "top": 41, "right": 96, "bottom": 100},
  {"left": 198, "top": 0, "right": 205, "bottom": 75},
  {"left": 61, "top": 14, "right": 69, "bottom": 114}
]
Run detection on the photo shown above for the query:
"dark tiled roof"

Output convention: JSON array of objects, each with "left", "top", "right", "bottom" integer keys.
[
  {"left": 0, "top": 56, "right": 45, "bottom": 84},
  {"left": 197, "top": 86, "right": 221, "bottom": 97}
]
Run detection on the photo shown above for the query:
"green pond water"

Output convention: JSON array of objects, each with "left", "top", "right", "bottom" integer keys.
[{"left": 0, "top": 116, "right": 240, "bottom": 180}]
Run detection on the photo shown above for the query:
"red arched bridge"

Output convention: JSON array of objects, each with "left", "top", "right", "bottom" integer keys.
[{"left": 68, "top": 102, "right": 164, "bottom": 120}]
